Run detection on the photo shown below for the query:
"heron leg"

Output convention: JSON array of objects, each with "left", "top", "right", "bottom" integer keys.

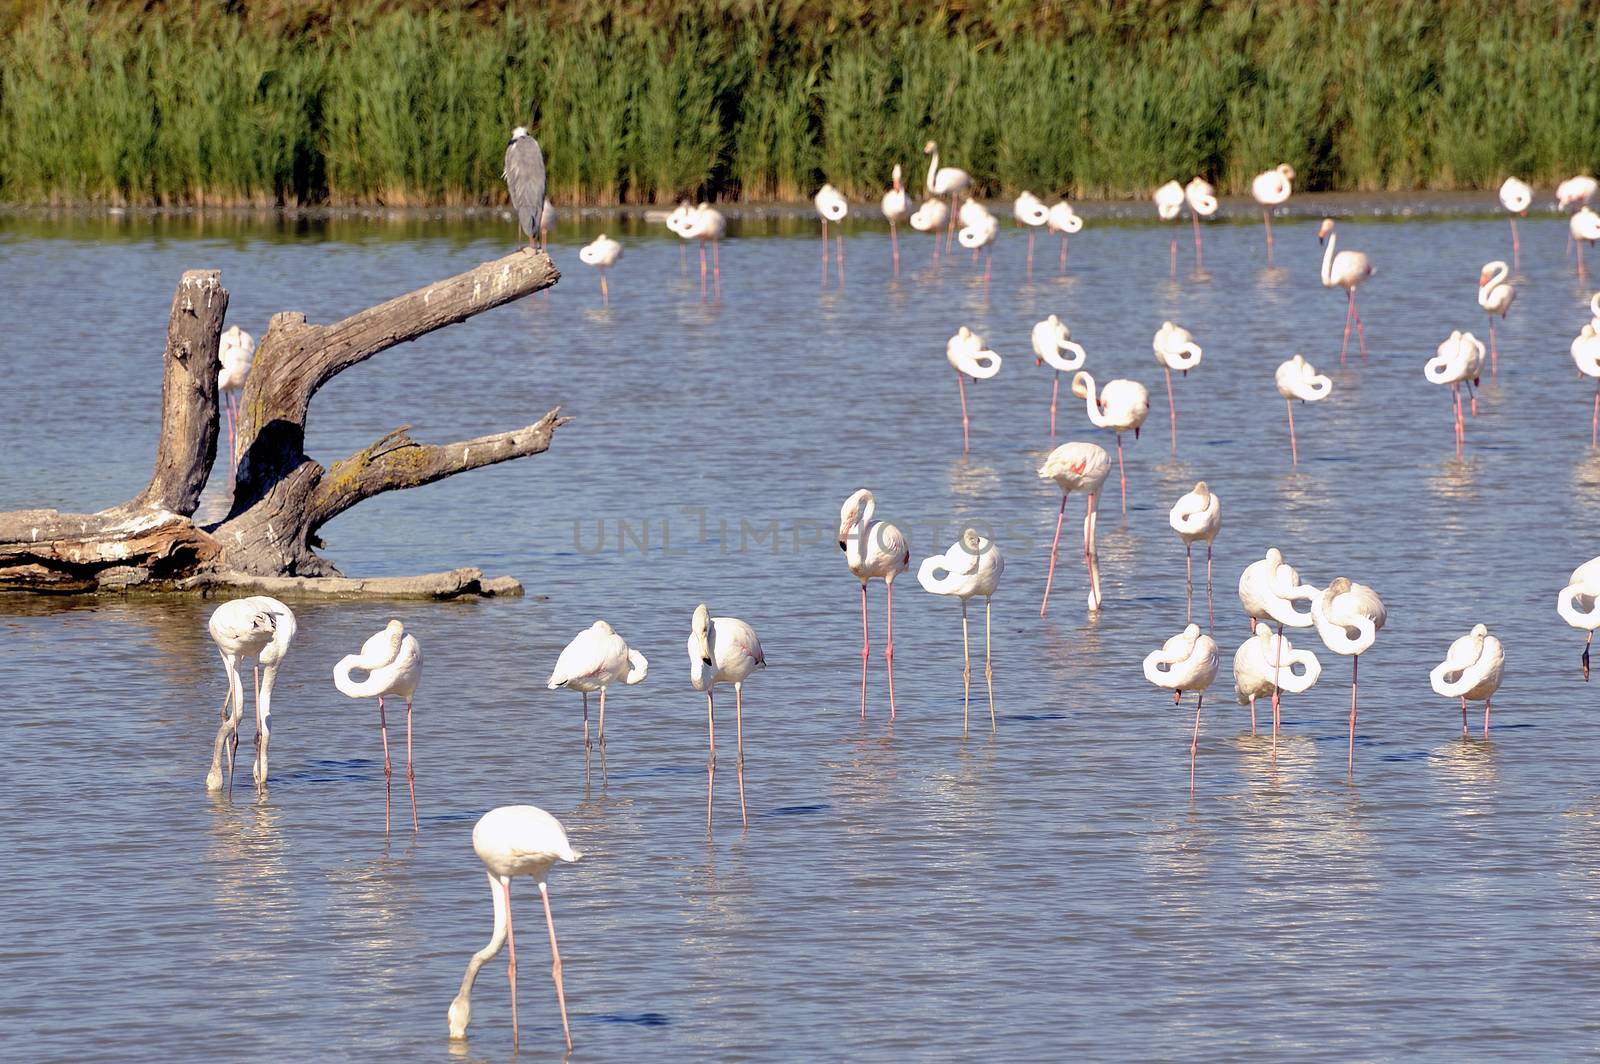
[
  {"left": 539, "top": 881, "right": 574, "bottom": 1052},
  {"left": 1040, "top": 495, "right": 1066, "bottom": 617}
]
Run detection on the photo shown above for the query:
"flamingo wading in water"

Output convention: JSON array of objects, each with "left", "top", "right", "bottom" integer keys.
[
  {"left": 1169, "top": 481, "right": 1220, "bottom": 627},
  {"left": 1425, "top": 330, "right": 1486, "bottom": 452},
  {"left": 547, "top": 620, "right": 648, "bottom": 754},
  {"left": 578, "top": 234, "right": 622, "bottom": 306},
  {"left": 1071, "top": 370, "right": 1149, "bottom": 515},
  {"left": 1558, "top": 556, "right": 1600, "bottom": 680},
  {"left": 815, "top": 183, "right": 848, "bottom": 282},
  {"left": 447, "top": 805, "right": 580, "bottom": 1051},
  {"left": 1275, "top": 354, "right": 1332, "bottom": 465},
  {"left": 1430, "top": 624, "right": 1505, "bottom": 738},
  {"left": 1143, "top": 624, "right": 1220, "bottom": 790},
  {"left": 947, "top": 326, "right": 1002, "bottom": 451},
  {"left": 334, "top": 619, "right": 424, "bottom": 832},
  {"left": 1252, "top": 164, "right": 1294, "bottom": 261},
  {"left": 1319, "top": 218, "right": 1374, "bottom": 362},
  {"left": 839, "top": 488, "right": 910, "bottom": 719},
  {"left": 1233, "top": 623, "right": 1321, "bottom": 738},
  {"left": 1154, "top": 180, "right": 1184, "bottom": 274},
  {"left": 206, "top": 596, "right": 295, "bottom": 797},
  {"left": 1047, "top": 201, "right": 1083, "bottom": 272},
  {"left": 909, "top": 199, "right": 950, "bottom": 263},
  {"left": 1571, "top": 323, "right": 1600, "bottom": 445},
  {"left": 1310, "top": 578, "right": 1387, "bottom": 772},
  {"left": 1032, "top": 314, "right": 1087, "bottom": 437},
  {"left": 217, "top": 325, "right": 254, "bottom": 484},
  {"left": 1572, "top": 207, "right": 1600, "bottom": 282},
  {"left": 689, "top": 604, "right": 765, "bottom": 830},
  {"left": 882, "top": 164, "right": 912, "bottom": 274},
  {"left": 1185, "top": 178, "right": 1218, "bottom": 265},
  {"left": 1038, "top": 442, "right": 1110, "bottom": 616},
  {"left": 1014, "top": 191, "right": 1049, "bottom": 273},
  {"left": 1477, "top": 260, "right": 1515, "bottom": 374},
  {"left": 1152, "top": 320, "right": 1202, "bottom": 450},
  {"left": 1498, "top": 177, "right": 1531, "bottom": 268},
  {"left": 924, "top": 140, "right": 971, "bottom": 251},
  {"left": 1237, "top": 547, "right": 1318, "bottom": 745},
  {"left": 919, "top": 528, "right": 1003, "bottom": 734}
]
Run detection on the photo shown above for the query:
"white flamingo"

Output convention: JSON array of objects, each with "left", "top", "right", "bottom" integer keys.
[
  {"left": 1047, "top": 200, "right": 1083, "bottom": 271},
  {"left": 1477, "top": 260, "right": 1515, "bottom": 373},
  {"left": 1185, "top": 177, "right": 1218, "bottom": 264},
  {"left": 1152, "top": 320, "right": 1202, "bottom": 449},
  {"left": 1032, "top": 314, "right": 1088, "bottom": 436},
  {"left": 1310, "top": 578, "right": 1387, "bottom": 772},
  {"left": 689, "top": 604, "right": 764, "bottom": 830},
  {"left": 682, "top": 203, "right": 725, "bottom": 291},
  {"left": 909, "top": 198, "right": 950, "bottom": 263},
  {"left": 1071, "top": 370, "right": 1149, "bottom": 514},
  {"left": 1558, "top": 556, "right": 1600, "bottom": 680},
  {"left": 1154, "top": 179, "right": 1185, "bottom": 273},
  {"left": 815, "top": 183, "right": 848, "bottom": 281},
  {"left": 1430, "top": 624, "right": 1505, "bottom": 739},
  {"left": 1425, "top": 330, "right": 1486, "bottom": 450},
  {"left": 1572, "top": 207, "right": 1600, "bottom": 281},
  {"left": 334, "top": 619, "right": 425, "bottom": 832},
  {"left": 577, "top": 234, "right": 622, "bottom": 306},
  {"left": 1237, "top": 547, "right": 1318, "bottom": 741},
  {"left": 1014, "top": 190, "right": 1049, "bottom": 272},
  {"left": 447, "top": 805, "right": 580, "bottom": 1050},
  {"left": 546, "top": 620, "right": 648, "bottom": 754},
  {"left": 1571, "top": 323, "right": 1600, "bottom": 445},
  {"left": 1274, "top": 354, "right": 1332, "bottom": 465},
  {"left": 1169, "top": 481, "right": 1221, "bottom": 626},
  {"left": 919, "top": 528, "right": 1004, "bottom": 734},
  {"left": 1143, "top": 624, "right": 1220, "bottom": 789},
  {"left": 924, "top": 140, "right": 971, "bottom": 250},
  {"left": 839, "top": 488, "right": 910, "bottom": 719},
  {"left": 958, "top": 210, "right": 999, "bottom": 284},
  {"left": 1038, "top": 442, "right": 1111, "bottom": 616},
  {"left": 217, "top": 325, "right": 254, "bottom": 483},
  {"left": 946, "top": 326, "right": 1002, "bottom": 451},
  {"left": 1233, "top": 622, "right": 1321, "bottom": 737},
  {"left": 882, "top": 164, "right": 912, "bottom": 273},
  {"left": 1498, "top": 177, "right": 1531, "bottom": 267},
  {"left": 205, "top": 595, "right": 295, "bottom": 797},
  {"left": 1319, "top": 218, "right": 1374, "bottom": 362},
  {"left": 1558, "top": 175, "right": 1597, "bottom": 210},
  {"left": 1251, "top": 164, "right": 1294, "bottom": 261}
]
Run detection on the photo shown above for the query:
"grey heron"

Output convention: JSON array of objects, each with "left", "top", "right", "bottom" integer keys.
[{"left": 503, "top": 126, "right": 546, "bottom": 249}]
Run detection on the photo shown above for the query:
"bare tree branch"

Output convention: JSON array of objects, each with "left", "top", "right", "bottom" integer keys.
[{"left": 134, "top": 270, "right": 229, "bottom": 514}]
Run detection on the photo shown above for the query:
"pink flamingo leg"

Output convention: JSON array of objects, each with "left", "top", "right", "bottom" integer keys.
[
  {"left": 600, "top": 271, "right": 609, "bottom": 307},
  {"left": 712, "top": 239, "right": 721, "bottom": 294},
  {"left": 1192, "top": 212, "right": 1203, "bottom": 266},
  {"left": 1353, "top": 292, "right": 1368, "bottom": 359},
  {"left": 1206, "top": 542, "right": 1213, "bottom": 630},
  {"left": 1040, "top": 495, "right": 1066, "bottom": 617},
  {"left": 957, "top": 370, "right": 970, "bottom": 452},
  {"left": 1488, "top": 316, "right": 1498, "bottom": 375},
  {"left": 821, "top": 219, "right": 829, "bottom": 281},
  {"left": 1115, "top": 433, "right": 1128, "bottom": 515},
  {"left": 1060, "top": 234, "right": 1069, "bottom": 272},
  {"left": 1185, "top": 542, "right": 1193, "bottom": 623},
  {"left": 699, "top": 242, "right": 708, "bottom": 287},
  {"left": 1340, "top": 290, "right": 1355, "bottom": 364},
  {"left": 735, "top": 683, "right": 747, "bottom": 828},
  {"left": 983, "top": 246, "right": 992, "bottom": 289},
  {"left": 706, "top": 690, "right": 716, "bottom": 830},
  {"left": 837, "top": 232, "right": 846, "bottom": 285},
  {"left": 1085, "top": 493, "right": 1102, "bottom": 609},
  {"left": 1592, "top": 382, "right": 1598, "bottom": 448},
  {"left": 378, "top": 695, "right": 392, "bottom": 833},
  {"left": 1286, "top": 397, "right": 1298, "bottom": 465},
  {"left": 224, "top": 395, "right": 238, "bottom": 490},
  {"left": 1190, "top": 692, "right": 1204, "bottom": 792},
  {"left": 581, "top": 690, "right": 590, "bottom": 753},
  {"left": 859, "top": 581, "right": 870, "bottom": 718},
  {"left": 1249, "top": 695, "right": 1257, "bottom": 736},
  {"left": 1026, "top": 230, "right": 1035, "bottom": 275},
  {"left": 1584, "top": 631, "right": 1591, "bottom": 681},
  {"left": 884, "top": 579, "right": 898, "bottom": 721},
  {"left": 1169, "top": 226, "right": 1178, "bottom": 277},
  {"left": 1050, "top": 371, "right": 1060, "bottom": 437},
  {"left": 1270, "top": 623, "right": 1284, "bottom": 744},
  {"left": 1461, "top": 696, "right": 1468, "bottom": 738},
  {"left": 539, "top": 882, "right": 573, "bottom": 1051},
  {"left": 890, "top": 220, "right": 900, "bottom": 276},
  {"left": 1348, "top": 656, "right": 1358, "bottom": 776},
  {"left": 407, "top": 698, "right": 417, "bottom": 832},
  {"left": 1164, "top": 366, "right": 1177, "bottom": 450},
  {"left": 504, "top": 879, "right": 519, "bottom": 1044},
  {"left": 1264, "top": 208, "right": 1274, "bottom": 263},
  {"left": 1483, "top": 697, "right": 1491, "bottom": 740},
  {"left": 1510, "top": 216, "right": 1520, "bottom": 270}
]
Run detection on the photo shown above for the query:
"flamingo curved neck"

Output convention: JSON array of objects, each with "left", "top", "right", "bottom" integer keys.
[
  {"left": 1312, "top": 597, "right": 1374, "bottom": 654},
  {"left": 1321, "top": 232, "right": 1336, "bottom": 286},
  {"left": 1559, "top": 585, "right": 1600, "bottom": 629},
  {"left": 335, "top": 653, "right": 394, "bottom": 698},
  {"left": 926, "top": 151, "right": 940, "bottom": 193}
]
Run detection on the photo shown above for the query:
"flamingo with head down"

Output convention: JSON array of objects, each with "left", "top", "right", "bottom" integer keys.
[
  {"left": 1144, "top": 624, "right": 1220, "bottom": 789},
  {"left": 1071, "top": 370, "right": 1149, "bottom": 515},
  {"left": 1237, "top": 547, "right": 1318, "bottom": 744},
  {"left": 1310, "top": 578, "right": 1387, "bottom": 772},
  {"left": 1038, "top": 442, "right": 1111, "bottom": 616},
  {"left": 1274, "top": 354, "right": 1332, "bottom": 465},
  {"left": 1251, "top": 164, "right": 1294, "bottom": 261},
  {"left": 1169, "top": 482, "right": 1220, "bottom": 627},
  {"left": 1559, "top": 557, "right": 1600, "bottom": 679},
  {"left": 919, "top": 528, "right": 1004, "bottom": 734},
  {"left": 1234, "top": 623, "right": 1320, "bottom": 737},
  {"left": 1047, "top": 201, "right": 1083, "bottom": 271},
  {"left": 1152, "top": 321, "right": 1202, "bottom": 449},
  {"left": 1014, "top": 191, "right": 1049, "bottom": 273},
  {"left": 1032, "top": 315, "right": 1087, "bottom": 436},
  {"left": 814, "top": 184, "right": 848, "bottom": 282},
  {"left": 1430, "top": 624, "right": 1505, "bottom": 738},
  {"left": 947, "top": 326, "right": 1002, "bottom": 451},
  {"left": 909, "top": 198, "right": 950, "bottom": 263},
  {"left": 1425, "top": 330, "right": 1486, "bottom": 451},
  {"left": 1498, "top": 177, "right": 1531, "bottom": 268},
  {"left": 1185, "top": 178, "right": 1218, "bottom": 265},
  {"left": 1154, "top": 180, "right": 1184, "bottom": 274}
]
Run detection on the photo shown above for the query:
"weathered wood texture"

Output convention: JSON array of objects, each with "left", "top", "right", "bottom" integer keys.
[{"left": 0, "top": 248, "right": 564, "bottom": 593}]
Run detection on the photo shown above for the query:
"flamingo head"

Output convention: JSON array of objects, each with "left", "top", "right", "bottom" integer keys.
[
  {"left": 1278, "top": 163, "right": 1296, "bottom": 181},
  {"left": 447, "top": 994, "right": 472, "bottom": 1039},
  {"left": 838, "top": 488, "right": 871, "bottom": 548},
  {"left": 1070, "top": 370, "right": 1093, "bottom": 400},
  {"left": 1317, "top": 218, "right": 1334, "bottom": 243},
  {"left": 1192, "top": 480, "right": 1210, "bottom": 499},
  {"left": 892, "top": 163, "right": 902, "bottom": 187},
  {"left": 923, "top": 140, "right": 938, "bottom": 155},
  {"left": 690, "top": 604, "right": 713, "bottom": 666}
]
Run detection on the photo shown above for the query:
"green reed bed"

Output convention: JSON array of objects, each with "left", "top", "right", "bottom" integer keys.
[{"left": 0, "top": 0, "right": 1595, "bottom": 207}]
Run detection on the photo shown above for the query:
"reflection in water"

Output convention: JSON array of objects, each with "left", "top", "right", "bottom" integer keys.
[
  {"left": 1572, "top": 450, "right": 1600, "bottom": 510},
  {"left": 946, "top": 455, "right": 999, "bottom": 499},
  {"left": 1256, "top": 265, "right": 1291, "bottom": 289},
  {"left": 205, "top": 793, "right": 292, "bottom": 932},
  {"left": 1429, "top": 738, "right": 1501, "bottom": 794},
  {"left": 1427, "top": 454, "right": 1482, "bottom": 510}
]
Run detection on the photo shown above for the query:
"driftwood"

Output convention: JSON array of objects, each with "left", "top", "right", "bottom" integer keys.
[{"left": 0, "top": 249, "right": 566, "bottom": 594}]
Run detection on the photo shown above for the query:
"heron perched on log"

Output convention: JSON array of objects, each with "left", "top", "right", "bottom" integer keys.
[{"left": 503, "top": 126, "right": 547, "bottom": 249}]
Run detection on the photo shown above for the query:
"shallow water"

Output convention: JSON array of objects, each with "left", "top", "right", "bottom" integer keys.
[{"left": 3, "top": 206, "right": 1600, "bottom": 1062}]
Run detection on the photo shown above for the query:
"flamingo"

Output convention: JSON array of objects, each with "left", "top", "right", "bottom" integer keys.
[
  {"left": 1237, "top": 547, "right": 1318, "bottom": 743},
  {"left": 924, "top": 140, "right": 971, "bottom": 250},
  {"left": 839, "top": 488, "right": 910, "bottom": 719},
  {"left": 1425, "top": 330, "right": 1486, "bottom": 451},
  {"left": 1169, "top": 481, "right": 1220, "bottom": 627},
  {"left": 908, "top": 198, "right": 950, "bottom": 263},
  {"left": 205, "top": 596, "right": 295, "bottom": 798},
  {"left": 1233, "top": 622, "right": 1321, "bottom": 738},
  {"left": 1251, "top": 164, "right": 1294, "bottom": 261},
  {"left": 1318, "top": 218, "right": 1374, "bottom": 362},
  {"left": 1185, "top": 178, "right": 1218, "bottom": 265},
  {"left": 1038, "top": 442, "right": 1110, "bottom": 616},
  {"left": 577, "top": 234, "right": 622, "bottom": 306},
  {"left": 1571, "top": 323, "right": 1600, "bottom": 445},
  {"left": 1014, "top": 191, "right": 1049, "bottom": 273},
  {"left": 689, "top": 603, "right": 764, "bottom": 830},
  {"left": 956, "top": 197, "right": 994, "bottom": 254},
  {"left": 1498, "top": 177, "right": 1531, "bottom": 268},
  {"left": 1154, "top": 179, "right": 1184, "bottom": 273},
  {"left": 882, "top": 164, "right": 912, "bottom": 273},
  {"left": 1477, "top": 260, "right": 1515, "bottom": 373},
  {"left": 217, "top": 324, "right": 254, "bottom": 484},
  {"left": 682, "top": 203, "right": 725, "bottom": 292},
  {"left": 1560, "top": 176, "right": 1598, "bottom": 256},
  {"left": 1572, "top": 207, "right": 1600, "bottom": 281},
  {"left": 815, "top": 183, "right": 848, "bottom": 281},
  {"left": 1071, "top": 370, "right": 1149, "bottom": 515},
  {"left": 1047, "top": 200, "right": 1083, "bottom": 272},
  {"left": 946, "top": 326, "right": 1002, "bottom": 451},
  {"left": 1430, "top": 624, "right": 1505, "bottom": 739},
  {"left": 958, "top": 210, "right": 999, "bottom": 285},
  {"left": 1152, "top": 320, "right": 1202, "bottom": 449},
  {"left": 1274, "top": 354, "right": 1332, "bottom": 465},
  {"left": 1143, "top": 624, "right": 1220, "bottom": 789},
  {"left": 665, "top": 201, "right": 694, "bottom": 269},
  {"left": 446, "top": 805, "right": 580, "bottom": 1050},
  {"left": 1032, "top": 314, "right": 1088, "bottom": 436},
  {"left": 1558, "top": 557, "right": 1600, "bottom": 680},
  {"left": 1310, "top": 578, "right": 1387, "bottom": 772},
  {"left": 919, "top": 528, "right": 1004, "bottom": 734},
  {"left": 335, "top": 619, "right": 424, "bottom": 831},
  {"left": 547, "top": 620, "right": 648, "bottom": 754}
]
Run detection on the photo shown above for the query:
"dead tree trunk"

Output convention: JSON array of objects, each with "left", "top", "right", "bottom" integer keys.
[{"left": 0, "top": 248, "right": 565, "bottom": 595}]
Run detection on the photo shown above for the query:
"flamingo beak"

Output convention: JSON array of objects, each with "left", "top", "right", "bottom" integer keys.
[{"left": 838, "top": 540, "right": 847, "bottom": 551}]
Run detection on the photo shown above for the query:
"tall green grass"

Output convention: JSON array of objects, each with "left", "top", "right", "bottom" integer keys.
[{"left": 1, "top": 0, "right": 1596, "bottom": 207}]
